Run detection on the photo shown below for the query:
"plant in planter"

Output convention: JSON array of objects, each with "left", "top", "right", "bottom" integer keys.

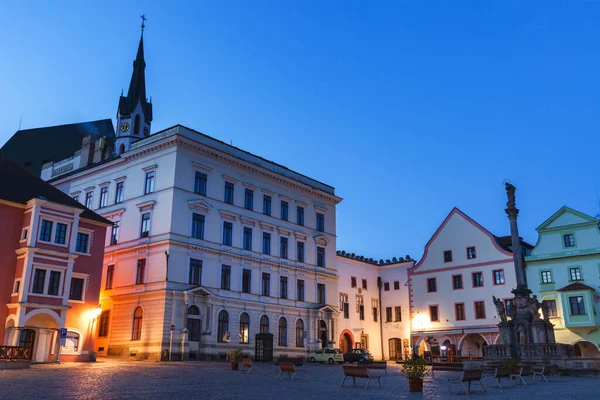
[
  {"left": 400, "top": 356, "right": 431, "bottom": 392},
  {"left": 228, "top": 349, "right": 243, "bottom": 370}
]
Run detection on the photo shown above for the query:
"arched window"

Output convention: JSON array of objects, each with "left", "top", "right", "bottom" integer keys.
[
  {"left": 119, "top": 143, "right": 125, "bottom": 155},
  {"left": 217, "top": 310, "right": 229, "bottom": 342},
  {"left": 132, "top": 306, "right": 143, "bottom": 340},
  {"left": 239, "top": 312, "right": 249, "bottom": 344},
  {"left": 295, "top": 319, "right": 304, "bottom": 348},
  {"left": 260, "top": 315, "right": 269, "bottom": 333},
  {"left": 187, "top": 305, "right": 201, "bottom": 342},
  {"left": 134, "top": 114, "right": 141, "bottom": 135},
  {"left": 278, "top": 317, "right": 287, "bottom": 346}
]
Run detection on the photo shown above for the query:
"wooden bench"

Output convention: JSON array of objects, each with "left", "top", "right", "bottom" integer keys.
[
  {"left": 511, "top": 366, "right": 533, "bottom": 385},
  {"left": 240, "top": 357, "right": 252, "bottom": 374},
  {"left": 484, "top": 367, "right": 513, "bottom": 388},
  {"left": 340, "top": 366, "right": 381, "bottom": 389},
  {"left": 277, "top": 362, "right": 297, "bottom": 380},
  {"left": 448, "top": 369, "right": 487, "bottom": 395},
  {"left": 276, "top": 357, "right": 305, "bottom": 372},
  {"left": 357, "top": 360, "right": 387, "bottom": 376}
]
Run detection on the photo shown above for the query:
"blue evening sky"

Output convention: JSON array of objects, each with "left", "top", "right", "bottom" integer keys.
[{"left": 1, "top": 2, "right": 599, "bottom": 261}]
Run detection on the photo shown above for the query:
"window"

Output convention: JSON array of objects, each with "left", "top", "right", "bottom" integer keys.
[
  {"left": 243, "top": 227, "right": 253, "bottom": 251},
  {"left": 110, "top": 221, "right": 120, "bottom": 245},
  {"left": 263, "top": 195, "right": 272, "bottom": 215},
  {"left": 316, "top": 213, "right": 325, "bottom": 232},
  {"left": 144, "top": 171, "right": 155, "bottom": 194},
  {"left": 55, "top": 223, "right": 67, "bottom": 245},
  {"left": 351, "top": 277, "right": 357, "bottom": 288},
  {"left": 48, "top": 271, "right": 61, "bottom": 296},
  {"left": 21, "top": 228, "right": 28, "bottom": 241},
  {"left": 317, "top": 283, "right": 326, "bottom": 304},
  {"left": 384, "top": 282, "right": 390, "bottom": 291},
  {"left": 453, "top": 274, "right": 463, "bottom": 289},
  {"left": 569, "top": 296, "right": 586, "bottom": 315},
  {"left": 493, "top": 269, "right": 505, "bottom": 285},
  {"left": 262, "top": 232, "right": 271, "bottom": 255},
  {"left": 544, "top": 299, "right": 557, "bottom": 317},
  {"left": 317, "top": 247, "right": 325, "bottom": 267},
  {"left": 98, "top": 310, "right": 110, "bottom": 337},
  {"left": 239, "top": 313, "right": 250, "bottom": 344},
  {"left": 296, "top": 319, "right": 304, "bottom": 347},
  {"left": 359, "top": 304, "right": 365, "bottom": 320},
  {"left": 296, "top": 206, "right": 304, "bottom": 225},
  {"left": 217, "top": 310, "right": 229, "bottom": 342},
  {"left": 242, "top": 269, "right": 251, "bottom": 293},
  {"left": 244, "top": 189, "right": 254, "bottom": 210},
  {"left": 32, "top": 269, "right": 46, "bottom": 294},
  {"left": 385, "top": 307, "right": 392, "bottom": 322},
  {"left": 224, "top": 182, "right": 234, "bottom": 204},
  {"left": 427, "top": 278, "right": 437, "bottom": 292},
  {"left": 105, "top": 265, "right": 114, "bottom": 290},
  {"left": 429, "top": 305, "right": 439, "bottom": 322},
  {"left": 394, "top": 281, "right": 400, "bottom": 290},
  {"left": 85, "top": 191, "right": 93, "bottom": 209},
  {"left": 194, "top": 172, "right": 207, "bottom": 195},
  {"left": 373, "top": 305, "right": 378, "bottom": 322},
  {"left": 455, "top": 303, "right": 465, "bottom": 321},
  {"left": 280, "top": 276, "right": 288, "bottom": 299},
  {"left": 140, "top": 213, "right": 151, "bottom": 238},
  {"left": 221, "top": 265, "right": 231, "bottom": 290},
  {"left": 134, "top": 114, "right": 141, "bottom": 134},
  {"left": 75, "top": 233, "right": 89, "bottom": 253},
  {"left": 191, "top": 213, "right": 205, "bottom": 240},
  {"left": 343, "top": 301, "right": 349, "bottom": 319},
  {"left": 61, "top": 331, "right": 80, "bottom": 354},
  {"left": 394, "top": 306, "right": 402, "bottom": 322},
  {"left": 136, "top": 259, "right": 146, "bottom": 285},
  {"left": 297, "top": 241, "right": 305, "bottom": 262},
  {"left": 280, "top": 237, "right": 288, "bottom": 259},
  {"left": 362, "top": 279, "right": 367, "bottom": 290},
  {"left": 69, "top": 278, "right": 84, "bottom": 301},
  {"left": 222, "top": 221, "right": 232, "bottom": 246},
  {"left": 262, "top": 273, "right": 270, "bottom": 296},
  {"left": 541, "top": 270, "right": 553, "bottom": 284},
  {"left": 260, "top": 315, "right": 269, "bottom": 333},
  {"left": 297, "top": 279, "right": 305, "bottom": 301},
  {"left": 472, "top": 272, "right": 483, "bottom": 287},
  {"left": 13, "top": 280, "right": 20, "bottom": 294},
  {"left": 281, "top": 201, "right": 288, "bottom": 221},
  {"left": 464, "top": 247, "right": 475, "bottom": 260},
  {"left": 563, "top": 234, "right": 575, "bottom": 247},
  {"left": 99, "top": 187, "right": 108, "bottom": 208},
  {"left": 570, "top": 267, "right": 582, "bottom": 281},
  {"left": 189, "top": 259, "right": 202, "bottom": 285},
  {"left": 39, "top": 220, "right": 53, "bottom": 242},
  {"left": 132, "top": 306, "right": 143, "bottom": 340},
  {"left": 187, "top": 306, "right": 201, "bottom": 342},
  {"left": 115, "top": 181, "right": 124, "bottom": 203},
  {"left": 278, "top": 318, "right": 288, "bottom": 346},
  {"left": 475, "top": 301, "right": 486, "bottom": 319},
  {"left": 443, "top": 250, "right": 452, "bottom": 262}
]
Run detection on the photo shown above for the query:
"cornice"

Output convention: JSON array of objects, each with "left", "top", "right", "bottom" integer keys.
[
  {"left": 191, "top": 162, "right": 213, "bottom": 174},
  {"left": 188, "top": 199, "right": 213, "bottom": 214},
  {"left": 219, "top": 210, "right": 238, "bottom": 221}
]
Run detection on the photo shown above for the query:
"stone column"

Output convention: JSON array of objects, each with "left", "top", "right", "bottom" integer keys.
[{"left": 504, "top": 183, "right": 527, "bottom": 290}]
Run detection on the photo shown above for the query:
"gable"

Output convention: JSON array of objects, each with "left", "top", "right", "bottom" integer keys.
[{"left": 537, "top": 206, "right": 597, "bottom": 231}]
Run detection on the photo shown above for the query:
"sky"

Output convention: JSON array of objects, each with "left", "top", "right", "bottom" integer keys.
[{"left": 1, "top": 2, "right": 599, "bottom": 262}]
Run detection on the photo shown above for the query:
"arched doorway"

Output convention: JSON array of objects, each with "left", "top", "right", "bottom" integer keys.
[
  {"left": 319, "top": 320, "right": 327, "bottom": 348},
  {"left": 459, "top": 333, "right": 488, "bottom": 357},
  {"left": 22, "top": 311, "right": 60, "bottom": 362},
  {"left": 574, "top": 341, "right": 600, "bottom": 358},
  {"left": 339, "top": 330, "right": 353, "bottom": 354},
  {"left": 388, "top": 338, "right": 402, "bottom": 361}
]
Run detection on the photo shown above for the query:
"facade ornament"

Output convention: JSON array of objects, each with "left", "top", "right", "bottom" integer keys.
[{"left": 529, "top": 295, "right": 542, "bottom": 321}]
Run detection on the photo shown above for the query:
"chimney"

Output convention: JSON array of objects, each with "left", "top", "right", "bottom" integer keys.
[{"left": 80, "top": 135, "right": 94, "bottom": 167}]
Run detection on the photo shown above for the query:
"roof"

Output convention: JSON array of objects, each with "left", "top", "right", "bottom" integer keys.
[
  {"left": 557, "top": 282, "right": 596, "bottom": 292},
  {"left": 0, "top": 159, "right": 112, "bottom": 225},
  {"left": 0, "top": 119, "right": 115, "bottom": 176},
  {"left": 336, "top": 250, "right": 414, "bottom": 266},
  {"left": 536, "top": 206, "right": 599, "bottom": 231},
  {"left": 494, "top": 235, "right": 534, "bottom": 251},
  {"left": 118, "top": 34, "right": 152, "bottom": 122}
]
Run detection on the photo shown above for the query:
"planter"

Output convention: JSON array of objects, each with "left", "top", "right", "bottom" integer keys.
[
  {"left": 408, "top": 378, "right": 424, "bottom": 392},
  {"left": 230, "top": 362, "right": 239, "bottom": 371}
]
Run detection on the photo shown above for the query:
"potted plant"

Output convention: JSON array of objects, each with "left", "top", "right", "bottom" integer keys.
[
  {"left": 228, "top": 348, "right": 243, "bottom": 370},
  {"left": 400, "top": 356, "right": 430, "bottom": 392}
]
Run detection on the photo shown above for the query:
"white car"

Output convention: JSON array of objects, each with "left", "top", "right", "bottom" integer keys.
[{"left": 308, "top": 348, "right": 344, "bottom": 364}]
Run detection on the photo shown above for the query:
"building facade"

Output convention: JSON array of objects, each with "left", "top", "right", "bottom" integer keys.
[
  {"left": 408, "top": 208, "right": 531, "bottom": 360},
  {"left": 0, "top": 160, "right": 110, "bottom": 362},
  {"left": 525, "top": 206, "right": 600, "bottom": 358}
]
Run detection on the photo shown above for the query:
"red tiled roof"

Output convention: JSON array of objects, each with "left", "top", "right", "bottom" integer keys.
[{"left": 557, "top": 282, "right": 596, "bottom": 292}]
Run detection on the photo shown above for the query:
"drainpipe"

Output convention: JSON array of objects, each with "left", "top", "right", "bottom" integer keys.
[{"left": 377, "top": 277, "right": 384, "bottom": 360}]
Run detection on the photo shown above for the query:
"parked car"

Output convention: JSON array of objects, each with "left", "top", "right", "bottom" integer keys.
[
  {"left": 308, "top": 348, "right": 344, "bottom": 364},
  {"left": 343, "top": 348, "right": 374, "bottom": 363}
]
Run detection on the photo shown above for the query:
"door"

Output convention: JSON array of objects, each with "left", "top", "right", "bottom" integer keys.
[
  {"left": 340, "top": 333, "right": 352, "bottom": 354},
  {"left": 319, "top": 320, "right": 327, "bottom": 348},
  {"left": 388, "top": 338, "right": 402, "bottom": 361},
  {"left": 18, "top": 329, "right": 35, "bottom": 360}
]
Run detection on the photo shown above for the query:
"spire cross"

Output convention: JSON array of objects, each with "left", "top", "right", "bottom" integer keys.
[{"left": 141, "top": 14, "right": 147, "bottom": 32}]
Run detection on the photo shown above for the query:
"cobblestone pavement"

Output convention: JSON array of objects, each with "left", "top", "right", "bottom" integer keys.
[{"left": 0, "top": 359, "right": 598, "bottom": 400}]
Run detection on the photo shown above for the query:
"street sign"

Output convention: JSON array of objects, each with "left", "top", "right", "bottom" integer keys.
[
  {"left": 59, "top": 328, "right": 67, "bottom": 346},
  {"left": 170, "top": 324, "right": 175, "bottom": 331}
]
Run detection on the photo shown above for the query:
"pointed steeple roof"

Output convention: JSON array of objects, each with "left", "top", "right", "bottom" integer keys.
[{"left": 118, "top": 30, "right": 153, "bottom": 122}]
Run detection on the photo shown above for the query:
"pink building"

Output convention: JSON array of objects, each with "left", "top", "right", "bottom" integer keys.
[{"left": 0, "top": 160, "right": 111, "bottom": 362}]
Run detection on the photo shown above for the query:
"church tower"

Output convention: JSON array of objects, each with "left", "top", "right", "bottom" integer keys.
[{"left": 115, "top": 18, "right": 153, "bottom": 155}]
